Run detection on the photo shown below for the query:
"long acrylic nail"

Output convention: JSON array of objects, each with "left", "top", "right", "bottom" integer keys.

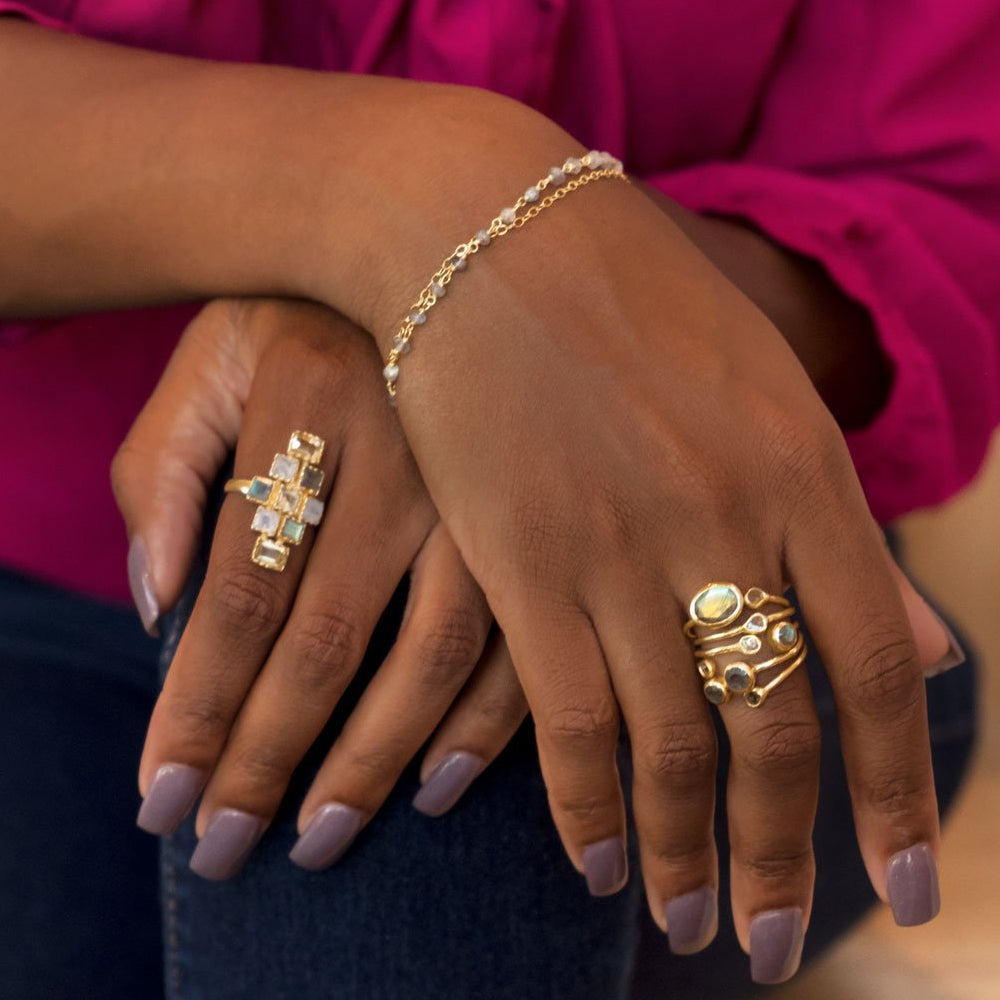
[
  {"left": 189, "top": 809, "right": 263, "bottom": 881},
  {"left": 289, "top": 803, "right": 365, "bottom": 871},
  {"left": 750, "top": 908, "right": 804, "bottom": 984},
  {"left": 581, "top": 836, "right": 627, "bottom": 897},
  {"left": 665, "top": 886, "right": 717, "bottom": 955},
  {"left": 137, "top": 763, "right": 203, "bottom": 835},
  {"left": 412, "top": 751, "right": 484, "bottom": 817},
  {"left": 887, "top": 843, "right": 941, "bottom": 926},
  {"left": 924, "top": 615, "right": 967, "bottom": 678},
  {"left": 127, "top": 536, "right": 160, "bottom": 636}
]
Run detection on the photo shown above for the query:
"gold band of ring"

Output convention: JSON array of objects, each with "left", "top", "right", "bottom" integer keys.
[
  {"left": 685, "top": 582, "right": 806, "bottom": 709},
  {"left": 223, "top": 430, "right": 327, "bottom": 572}
]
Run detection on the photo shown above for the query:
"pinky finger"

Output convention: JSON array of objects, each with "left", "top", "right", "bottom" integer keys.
[{"left": 413, "top": 633, "right": 528, "bottom": 817}]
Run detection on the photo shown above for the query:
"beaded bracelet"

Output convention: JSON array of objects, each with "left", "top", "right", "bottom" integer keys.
[{"left": 382, "top": 150, "right": 629, "bottom": 400}]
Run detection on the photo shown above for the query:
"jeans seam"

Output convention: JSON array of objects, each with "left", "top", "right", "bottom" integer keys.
[{"left": 161, "top": 833, "right": 183, "bottom": 1000}]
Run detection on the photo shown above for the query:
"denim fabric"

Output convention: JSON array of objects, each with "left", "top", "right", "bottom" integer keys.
[{"left": 0, "top": 539, "right": 977, "bottom": 1000}]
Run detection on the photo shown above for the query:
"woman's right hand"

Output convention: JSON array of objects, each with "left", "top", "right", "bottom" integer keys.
[{"left": 112, "top": 298, "right": 528, "bottom": 879}]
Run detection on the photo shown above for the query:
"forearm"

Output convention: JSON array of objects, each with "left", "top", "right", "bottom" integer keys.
[
  {"left": 641, "top": 183, "right": 891, "bottom": 430},
  {"left": 0, "top": 20, "right": 566, "bottom": 330}
]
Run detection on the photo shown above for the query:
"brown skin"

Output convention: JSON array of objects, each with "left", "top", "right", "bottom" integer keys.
[{"left": 2, "top": 17, "right": 945, "bottom": 976}]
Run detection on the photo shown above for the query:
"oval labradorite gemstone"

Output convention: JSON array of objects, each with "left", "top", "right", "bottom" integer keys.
[
  {"left": 724, "top": 662, "right": 755, "bottom": 693},
  {"left": 773, "top": 623, "right": 798, "bottom": 649},
  {"left": 703, "top": 679, "right": 730, "bottom": 705},
  {"left": 690, "top": 583, "right": 742, "bottom": 626}
]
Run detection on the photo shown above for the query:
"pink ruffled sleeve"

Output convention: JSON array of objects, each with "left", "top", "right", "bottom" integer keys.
[{"left": 647, "top": 1, "right": 1000, "bottom": 523}]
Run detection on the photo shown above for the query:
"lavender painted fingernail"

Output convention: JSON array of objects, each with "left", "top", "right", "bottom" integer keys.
[
  {"left": 127, "top": 536, "right": 159, "bottom": 636},
  {"left": 189, "top": 809, "right": 263, "bottom": 881},
  {"left": 412, "top": 751, "right": 484, "bottom": 817},
  {"left": 136, "top": 763, "right": 203, "bottom": 835},
  {"left": 665, "top": 886, "right": 717, "bottom": 955},
  {"left": 923, "top": 614, "right": 967, "bottom": 678},
  {"left": 581, "top": 836, "right": 627, "bottom": 897},
  {"left": 887, "top": 843, "right": 941, "bottom": 926},
  {"left": 750, "top": 908, "right": 804, "bottom": 984},
  {"left": 289, "top": 803, "right": 365, "bottom": 871}
]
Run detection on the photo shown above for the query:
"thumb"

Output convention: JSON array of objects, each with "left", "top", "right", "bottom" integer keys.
[
  {"left": 111, "top": 300, "right": 260, "bottom": 634},
  {"left": 886, "top": 554, "right": 966, "bottom": 678}
]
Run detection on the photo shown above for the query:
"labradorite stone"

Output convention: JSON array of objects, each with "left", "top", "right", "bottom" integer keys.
[
  {"left": 692, "top": 584, "right": 741, "bottom": 625},
  {"left": 300, "top": 466, "right": 323, "bottom": 493},
  {"left": 775, "top": 623, "right": 798, "bottom": 648},
  {"left": 282, "top": 520, "right": 305, "bottom": 544},
  {"left": 724, "top": 663, "right": 754, "bottom": 693},
  {"left": 248, "top": 478, "right": 273, "bottom": 502},
  {"left": 703, "top": 680, "right": 728, "bottom": 705}
]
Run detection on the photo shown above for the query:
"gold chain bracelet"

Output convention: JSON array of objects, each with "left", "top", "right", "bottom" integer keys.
[{"left": 382, "top": 150, "right": 629, "bottom": 400}]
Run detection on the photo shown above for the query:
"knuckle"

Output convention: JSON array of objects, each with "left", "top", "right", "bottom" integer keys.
[
  {"left": 646, "top": 839, "right": 714, "bottom": 875},
  {"left": 467, "top": 691, "right": 528, "bottom": 733},
  {"left": 634, "top": 722, "right": 716, "bottom": 790},
  {"left": 864, "top": 771, "right": 932, "bottom": 820},
  {"left": 745, "top": 718, "right": 821, "bottom": 778},
  {"left": 229, "top": 743, "right": 292, "bottom": 790},
  {"left": 345, "top": 746, "right": 402, "bottom": 788},
  {"left": 739, "top": 846, "right": 813, "bottom": 886},
  {"left": 543, "top": 698, "right": 620, "bottom": 750},
  {"left": 847, "top": 626, "right": 921, "bottom": 716},
  {"left": 549, "top": 788, "right": 614, "bottom": 826},
  {"left": 288, "top": 600, "right": 366, "bottom": 692},
  {"left": 412, "top": 606, "right": 487, "bottom": 691},
  {"left": 209, "top": 561, "right": 285, "bottom": 636},
  {"left": 166, "top": 693, "right": 230, "bottom": 745}
]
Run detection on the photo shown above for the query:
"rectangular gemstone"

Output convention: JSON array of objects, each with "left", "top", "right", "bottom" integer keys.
[
  {"left": 252, "top": 536, "right": 288, "bottom": 571},
  {"left": 288, "top": 430, "right": 325, "bottom": 465},
  {"left": 281, "top": 519, "right": 305, "bottom": 544},
  {"left": 251, "top": 507, "right": 280, "bottom": 536},
  {"left": 270, "top": 453, "right": 300, "bottom": 482},
  {"left": 247, "top": 477, "right": 274, "bottom": 503},
  {"left": 302, "top": 497, "right": 324, "bottom": 525},
  {"left": 275, "top": 486, "right": 301, "bottom": 514},
  {"left": 299, "top": 465, "right": 323, "bottom": 493}
]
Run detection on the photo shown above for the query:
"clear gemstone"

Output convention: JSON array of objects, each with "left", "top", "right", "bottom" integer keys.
[
  {"left": 247, "top": 477, "right": 274, "bottom": 503},
  {"left": 408, "top": 310, "right": 427, "bottom": 325},
  {"left": 499, "top": 207, "right": 517, "bottom": 224},
  {"left": 302, "top": 497, "right": 325, "bottom": 525},
  {"left": 549, "top": 166, "right": 566, "bottom": 185},
  {"left": 269, "top": 453, "right": 299, "bottom": 482},
  {"left": 383, "top": 363, "right": 400, "bottom": 383},
  {"left": 475, "top": 229, "right": 491, "bottom": 247},
  {"left": 772, "top": 623, "right": 798, "bottom": 650},
  {"left": 745, "top": 689, "right": 766, "bottom": 709},
  {"left": 251, "top": 507, "right": 280, "bottom": 535},
  {"left": 289, "top": 431, "right": 325, "bottom": 464},
  {"left": 281, "top": 519, "right": 305, "bottom": 544},
  {"left": 690, "top": 583, "right": 742, "bottom": 625},
  {"left": 703, "top": 679, "right": 729, "bottom": 706},
  {"left": 739, "top": 635, "right": 762, "bottom": 655},
  {"left": 299, "top": 465, "right": 323, "bottom": 493},
  {"left": 252, "top": 536, "right": 288, "bottom": 571},
  {"left": 697, "top": 659, "right": 715, "bottom": 679},
  {"left": 564, "top": 157, "right": 582, "bottom": 174},
  {"left": 744, "top": 613, "right": 768, "bottom": 633},
  {"left": 430, "top": 282, "right": 445, "bottom": 298},
  {"left": 275, "top": 487, "right": 301, "bottom": 514},
  {"left": 745, "top": 587, "right": 768, "bottom": 607},
  {"left": 724, "top": 662, "right": 755, "bottom": 693},
  {"left": 524, "top": 186, "right": 539, "bottom": 203},
  {"left": 392, "top": 334, "right": 411, "bottom": 354}
]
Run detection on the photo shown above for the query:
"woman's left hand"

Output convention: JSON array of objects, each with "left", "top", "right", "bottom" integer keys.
[{"left": 113, "top": 298, "right": 527, "bottom": 878}]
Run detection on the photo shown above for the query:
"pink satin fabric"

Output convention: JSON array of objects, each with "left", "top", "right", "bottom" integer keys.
[{"left": 2, "top": 0, "right": 999, "bottom": 604}]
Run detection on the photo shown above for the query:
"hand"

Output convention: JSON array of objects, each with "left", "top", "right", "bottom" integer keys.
[
  {"left": 386, "top": 176, "right": 954, "bottom": 979},
  {"left": 112, "top": 298, "right": 527, "bottom": 878}
]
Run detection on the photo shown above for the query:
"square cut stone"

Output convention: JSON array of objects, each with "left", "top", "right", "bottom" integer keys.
[
  {"left": 252, "top": 536, "right": 288, "bottom": 571},
  {"left": 251, "top": 507, "right": 280, "bottom": 536},
  {"left": 270, "top": 453, "right": 299, "bottom": 482},
  {"left": 288, "top": 431, "right": 325, "bottom": 465},
  {"left": 275, "top": 486, "right": 301, "bottom": 514},
  {"left": 247, "top": 477, "right": 274, "bottom": 503},
  {"left": 281, "top": 519, "right": 306, "bottom": 544},
  {"left": 299, "top": 465, "right": 323, "bottom": 493},
  {"left": 302, "top": 497, "right": 325, "bottom": 526}
]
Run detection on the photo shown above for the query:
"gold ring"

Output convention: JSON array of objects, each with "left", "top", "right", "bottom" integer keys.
[
  {"left": 224, "top": 430, "right": 327, "bottom": 572},
  {"left": 684, "top": 583, "right": 807, "bottom": 709}
]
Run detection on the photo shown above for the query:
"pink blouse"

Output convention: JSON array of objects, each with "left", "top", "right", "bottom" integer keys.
[{"left": 2, "top": 0, "right": 999, "bottom": 605}]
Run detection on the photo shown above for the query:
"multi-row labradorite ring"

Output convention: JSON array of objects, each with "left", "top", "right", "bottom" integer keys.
[
  {"left": 224, "top": 430, "right": 327, "bottom": 572},
  {"left": 684, "top": 583, "right": 807, "bottom": 709}
]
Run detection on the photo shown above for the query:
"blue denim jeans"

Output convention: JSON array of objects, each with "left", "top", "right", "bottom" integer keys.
[{"left": 0, "top": 540, "right": 977, "bottom": 1000}]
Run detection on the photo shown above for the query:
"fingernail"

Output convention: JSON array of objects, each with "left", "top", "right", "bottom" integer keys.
[
  {"left": 189, "top": 809, "right": 263, "bottom": 881},
  {"left": 412, "top": 751, "right": 484, "bottom": 817},
  {"left": 289, "top": 803, "right": 365, "bottom": 871},
  {"left": 665, "top": 886, "right": 717, "bottom": 955},
  {"left": 581, "top": 836, "right": 628, "bottom": 897},
  {"left": 750, "top": 907, "right": 804, "bottom": 984},
  {"left": 136, "top": 763, "right": 203, "bottom": 835},
  {"left": 924, "top": 615, "right": 967, "bottom": 678},
  {"left": 887, "top": 842, "right": 941, "bottom": 926},
  {"left": 127, "top": 536, "right": 160, "bottom": 636}
]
